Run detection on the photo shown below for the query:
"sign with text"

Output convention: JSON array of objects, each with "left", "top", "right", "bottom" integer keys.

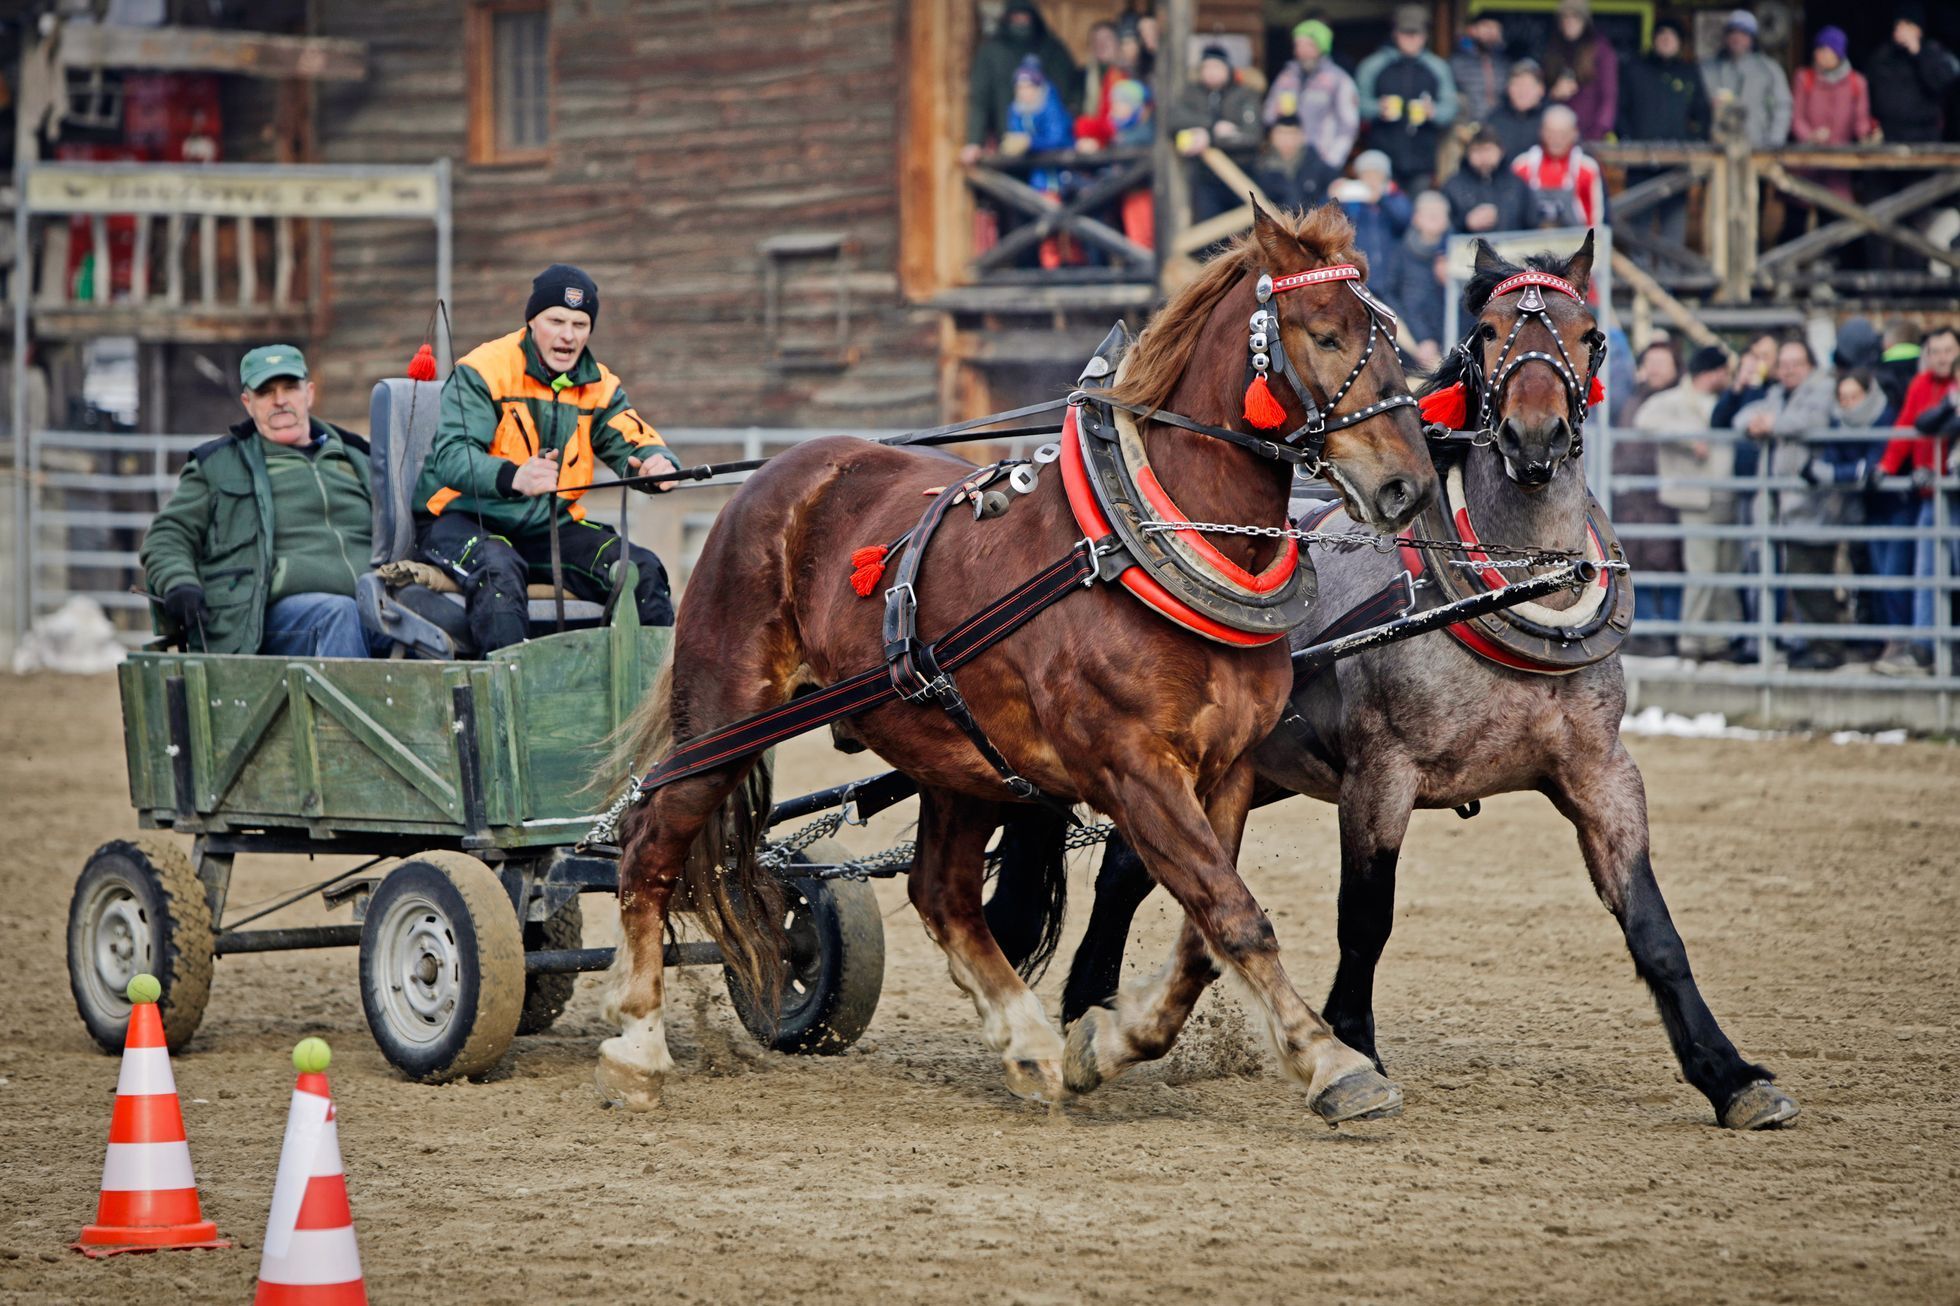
[{"left": 24, "top": 164, "right": 442, "bottom": 219}]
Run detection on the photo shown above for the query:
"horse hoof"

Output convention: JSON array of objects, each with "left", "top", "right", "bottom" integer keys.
[
  {"left": 1003, "top": 1057, "right": 1069, "bottom": 1104},
  {"left": 1721, "top": 1080, "right": 1798, "bottom": 1131},
  {"left": 595, "top": 1054, "right": 664, "bottom": 1112},
  {"left": 1063, "top": 1011, "right": 1108, "bottom": 1095},
  {"left": 1311, "top": 1068, "right": 1404, "bottom": 1126}
]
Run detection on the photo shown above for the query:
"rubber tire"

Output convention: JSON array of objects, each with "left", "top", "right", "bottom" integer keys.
[
  {"left": 358, "top": 851, "right": 524, "bottom": 1082},
  {"left": 725, "top": 841, "right": 884, "bottom": 1055},
  {"left": 67, "top": 839, "right": 214, "bottom": 1055},
  {"left": 516, "top": 894, "right": 582, "bottom": 1035}
]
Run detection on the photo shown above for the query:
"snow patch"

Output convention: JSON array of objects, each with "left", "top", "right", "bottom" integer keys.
[
  {"left": 11, "top": 597, "right": 127, "bottom": 675},
  {"left": 1620, "top": 705, "right": 1905, "bottom": 746}
]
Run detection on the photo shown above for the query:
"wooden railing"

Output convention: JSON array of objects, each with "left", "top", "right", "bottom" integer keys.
[
  {"left": 964, "top": 146, "right": 1156, "bottom": 285},
  {"left": 1590, "top": 110, "right": 1960, "bottom": 304}
]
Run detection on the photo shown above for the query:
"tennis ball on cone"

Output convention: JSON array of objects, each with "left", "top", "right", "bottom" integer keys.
[
  {"left": 293, "top": 1038, "right": 332, "bottom": 1074},
  {"left": 126, "top": 973, "right": 162, "bottom": 1004}
]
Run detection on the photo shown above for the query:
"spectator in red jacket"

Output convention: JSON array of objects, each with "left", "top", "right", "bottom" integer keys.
[
  {"left": 1542, "top": 0, "right": 1617, "bottom": 140},
  {"left": 1512, "top": 105, "right": 1604, "bottom": 228},
  {"left": 1875, "top": 325, "right": 1960, "bottom": 673},
  {"left": 1790, "top": 27, "right": 1874, "bottom": 202}
]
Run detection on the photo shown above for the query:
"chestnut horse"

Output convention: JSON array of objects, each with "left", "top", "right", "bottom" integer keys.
[
  {"left": 599, "top": 205, "right": 1435, "bottom": 1118},
  {"left": 997, "top": 235, "right": 1799, "bottom": 1130}
]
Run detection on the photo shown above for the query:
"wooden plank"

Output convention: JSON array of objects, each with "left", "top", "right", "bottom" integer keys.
[
  {"left": 164, "top": 214, "right": 185, "bottom": 306},
  {"left": 285, "top": 665, "right": 324, "bottom": 818},
  {"left": 274, "top": 217, "right": 295, "bottom": 305},
  {"left": 1609, "top": 251, "right": 1720, "bottom": 350},
  {"left": 131, "top": 214, "right": 150, "bottom": 304},
  {"left": 964, "top": 168, "right": 1151, "bottom": 266},
  {"left": 1759, "top": 163, "right": 1960, "bottom": 275},
  {"left": 237, "top": 217, "right": 258, "bottom": 306},
  {"left": 205, "top": 677, "right": 291, "bottom": 811},
  {"left": 199, "top": 214, "right": 217, "bottom": 305},
  {"left": 89, "top": 215, "right": 110, "bottom": 304},
  {"left": 1198, "top": 148, "right": 1271, "bottom": 214},
  {"left": 299, "top": 666, "right": 461, "bottom": 820},
  {"left": 182, "top": 661, "right": 214, "bottom": 813},
  {"left": 1755, "top": 168, "right": 1960, "bottom": 273},
  {"left": 57, "top": 21, "right": 366, "bottom": 81}
]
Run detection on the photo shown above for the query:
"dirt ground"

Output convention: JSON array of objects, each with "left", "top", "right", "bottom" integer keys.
[{"left": 1, "top": 670, "right": 1956, "bottom": 1305}]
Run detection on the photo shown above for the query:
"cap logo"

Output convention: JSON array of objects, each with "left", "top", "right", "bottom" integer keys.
[{"left": 563, "top": 287, "right": 584, "bottom": 308}]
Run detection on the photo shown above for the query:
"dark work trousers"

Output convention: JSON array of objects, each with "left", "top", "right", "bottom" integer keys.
[{"left": 416, "top": 511, "right": 674, "bottom": 654}]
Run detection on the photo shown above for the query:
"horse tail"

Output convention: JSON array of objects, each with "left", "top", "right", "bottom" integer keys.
[
  {"left": 606, "top": 655, "right": 789, "bottom": 1030},
  {"left": 984, "top": 806, "right": 1071, "bottom": 983},
  {"left": 674, "top": 753, "right": 784, "bottom": 1027}
]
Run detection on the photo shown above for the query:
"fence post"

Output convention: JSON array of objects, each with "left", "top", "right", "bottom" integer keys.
[
  {"left": 1715, "top": 104, "right": 1755, "bottom": 303},
  {"left": 1934, "top": 468, "right": 1953, "bottom": 692},
  {"left": 1754, "top": 433, "right": 1775, "bottom": 721}
]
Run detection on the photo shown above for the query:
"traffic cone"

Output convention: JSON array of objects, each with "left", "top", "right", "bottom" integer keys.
[
  {"left": 255, "top": 1039, "right": 366, "bottom": 1305},
  {"left": 73, "top": 974, "right": 230, "bottom": 1257}
]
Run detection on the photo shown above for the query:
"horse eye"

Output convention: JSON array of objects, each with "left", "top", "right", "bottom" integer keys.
[
  {"left": 1314, "top": 334, "right": 1341, "bottom": 351},
  {"left": 1477, "top": 323, "right": 1498, "bottom": 342}
]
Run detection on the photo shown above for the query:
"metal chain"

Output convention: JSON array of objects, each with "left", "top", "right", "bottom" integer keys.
[
  {"left": 1137, "top": 518, "right": 1581, "bottom": 567},
  {"left": 779, "top": 817, "right": 1119, "bottom": 882}
]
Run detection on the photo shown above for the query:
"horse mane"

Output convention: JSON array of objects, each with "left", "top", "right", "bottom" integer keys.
[
  {"left": 1461, "top": 245, "right": 1587, "bottom": 318},
  {"left": 1109, "top": 204, "right": 1362, "bottom": 413}
]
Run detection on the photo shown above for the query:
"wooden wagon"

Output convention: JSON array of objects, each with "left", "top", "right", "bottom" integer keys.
[{"left": 67, "top": 598, "right": 885, "bottom": 1081}]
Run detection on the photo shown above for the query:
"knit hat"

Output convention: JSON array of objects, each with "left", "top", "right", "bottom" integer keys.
[
  {"left": 1013, "top": 54, "right": 1047, "bottom": 87},
  {"left": 524, "top": 264, "right": 599, "bottom": 325},
  {"left": 1654, "top": 17, "right": 1686, "bottom": 42},
  {"left": 1354, "top": 149, "right": 1393, "bottom": 178},
  {"left": 1814, "top": 25, "right": 1849, "bottom": 58},
  {"left": 1393, "top": 4, "right": 1429, "bottom": 34},
  {"left": 1688, "top": 345, "right": 1731, "bottom": 377},
  {"left": 1833, "top": 316, "right": 1882, "bottom": 370},
  {"left": 1724, "top": 9, "right": 1758, "bottom": 35},
  {"left": 1199, "top": 43, "right": 1233, "bottom": 67},
  {"left": 1511, "top": 57, "right": 1544, "bottom": 80},
  {"left": 1557, "top": 0, "right": 1591, "bottom": 20},
  {"left": 1292, "top": 19, "right": 1333, "bottom": 56}
]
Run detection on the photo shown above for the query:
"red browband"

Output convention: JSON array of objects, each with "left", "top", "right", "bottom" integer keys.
[
  {"left": 1269, "top": 264, "right": 1363, "bottom": 294},
  {"left": 1489, "top": 271, "right": 1582, "bottom": 301}
]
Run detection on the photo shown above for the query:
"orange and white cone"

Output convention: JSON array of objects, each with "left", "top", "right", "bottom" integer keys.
[
  {"left": 73, "top": 973, "right": 230, "bottom": 1257},
  {"left": 254, "top": 1039, "right": 366, "bottom": 1305}
]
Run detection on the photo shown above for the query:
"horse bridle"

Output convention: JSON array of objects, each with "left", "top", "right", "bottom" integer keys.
[
  {"left": 1453, "top": 271, "right": 1606, "bottom": 457},
  {"left": 1087, "top": 263, "right": 1419, "bottom": 477},
  {"left": 1249, "top": 264, "right": 1421, "bottom": 473}
]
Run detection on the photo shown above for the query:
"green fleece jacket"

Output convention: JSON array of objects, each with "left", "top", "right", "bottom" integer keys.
[{"left": 140, "top": 419, "right": 373, "bottom": 654}]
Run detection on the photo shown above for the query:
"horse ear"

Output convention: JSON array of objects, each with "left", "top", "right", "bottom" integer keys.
[
  {"left": 1566, "top": 229, "right": 1597, "bottom": 292},
  {"left": 1250, "top": 196, "right": 1298, "bottom": 270},
  {"left": 1470, "top": 238, "right": 1505, "bottom": 277}
]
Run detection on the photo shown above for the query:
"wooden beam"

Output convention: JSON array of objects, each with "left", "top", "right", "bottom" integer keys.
[
  {"left": 1756, "top": 166, "right": 1960, "bottom": 274},
  {"left": 1198, "top": 148, "right": 1272, "bottom": 214},
  {"left": 1610, "top": 250, "right": 1719, "bottom": 349},
  {"left": 56, "top": 21, "right": 366, "bottom": 81}
]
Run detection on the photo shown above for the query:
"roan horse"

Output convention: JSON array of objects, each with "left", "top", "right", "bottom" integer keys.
[
  {"left": 997, "top": 234, "right": 1799, "bottom": 1130},
  {"left": 600, "top": 205, "right": 1437, "bottom": 1118}
]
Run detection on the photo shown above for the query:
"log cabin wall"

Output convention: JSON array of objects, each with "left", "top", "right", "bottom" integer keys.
[{"left": 308, "top": 0, "right": 939, "bottom": 434}]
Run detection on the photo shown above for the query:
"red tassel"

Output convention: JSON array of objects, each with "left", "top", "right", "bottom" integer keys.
[
  {"left": 1587, "top": 375, "right": 1605, "bottom": 406},
  {"left": 1242, "top": 374, "right": 1286, "bottom": 430},
  {"left": 406, "top": 343, "right": 438, "bottom": 382},
  {"left": 849, "top": 545, "right": 888, "bottom": 598},
  {"left": 1419, "top": 381, "right": 1468, "bottom": 429}
]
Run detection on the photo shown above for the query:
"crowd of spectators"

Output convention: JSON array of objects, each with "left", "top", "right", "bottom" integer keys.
[
  {"left": 961, "top": 2, "right": 1958, "bottom": 352},
  {"left": 1624, "top": 319, "right": 1960, "bottom": 676}
]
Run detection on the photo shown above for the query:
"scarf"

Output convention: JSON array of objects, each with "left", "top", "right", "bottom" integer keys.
[{"left": 1834, "top": 384, "right": 1885, "bottom": 429}]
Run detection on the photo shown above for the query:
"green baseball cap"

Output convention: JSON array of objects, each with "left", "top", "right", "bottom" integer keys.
[{"left": 240, "top": 344, "right": 308, "bottom": 390}]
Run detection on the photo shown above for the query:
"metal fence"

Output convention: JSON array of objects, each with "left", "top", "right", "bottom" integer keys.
[{"left": 1595, "top": 423, "right": 1957, "bottom": 728}]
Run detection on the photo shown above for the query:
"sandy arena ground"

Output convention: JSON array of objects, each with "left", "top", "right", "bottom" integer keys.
[{"left": 1, "top": 669, "right": 1956, "bottom": 1304}]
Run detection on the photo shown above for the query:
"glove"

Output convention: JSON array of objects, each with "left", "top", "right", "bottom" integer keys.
[
  {"left": 1798, "top": 458, "right": 1823, "bottom": 487},
  {"left": 162, "top": 584, "right": 211, "bottom": 635},
  {"left": 1913, "top": 396, "right": 1955, "bottom": 435},
  {"left": 1910, "top": 466, "right": 1935, "bottom": 492}
]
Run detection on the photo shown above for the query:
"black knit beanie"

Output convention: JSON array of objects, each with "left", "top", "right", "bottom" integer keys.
[{"left": 524, "top": 264, "right": 599, "bottom": 326}]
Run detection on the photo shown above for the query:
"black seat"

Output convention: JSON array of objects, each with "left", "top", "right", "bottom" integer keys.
[{"left": 356, "top": 377, "right": 604, "bottom": 658}]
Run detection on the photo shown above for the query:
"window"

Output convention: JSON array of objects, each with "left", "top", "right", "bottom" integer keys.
[{"left": 467, "top": 1, "right": 552, "bottom": 165}]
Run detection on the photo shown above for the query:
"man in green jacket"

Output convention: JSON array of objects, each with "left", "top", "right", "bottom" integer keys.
[
  {"left": 413, "top": 264, "right": 679, "bottom": 653},
  {"left": 140, "top": 345, "right": 388, "bottom": 658}
]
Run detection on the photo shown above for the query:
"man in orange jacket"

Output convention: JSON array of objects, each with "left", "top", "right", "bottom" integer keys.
[{"left": 415, "top": 265, "right": 679, "bottom": 651}]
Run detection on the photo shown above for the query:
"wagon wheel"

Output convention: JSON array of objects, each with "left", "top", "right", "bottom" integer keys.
[
  {"left": 358, "top": 851, "right": 524, "bottom": 1082},
  {"left": 517, "top": 894, "right": 582, "bottom": 1035},
  {"left": 724, "top": 840, "right": 884, "bottom": 1055},
  {"left": 67, "top": 839, "right": 214, "bottom": 1054}
]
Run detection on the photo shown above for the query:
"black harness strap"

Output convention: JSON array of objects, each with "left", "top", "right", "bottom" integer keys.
[
  {"left": 882, "top": 465, "right": 1079, "bottom": 818},
  {"left": 634, "top": 543, "right": 1096, "bottom": 799}
]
